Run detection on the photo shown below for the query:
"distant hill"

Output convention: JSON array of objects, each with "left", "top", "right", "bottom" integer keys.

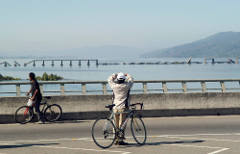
[{"left": 142, "top": 32, "right": 240, "bottom": 58}]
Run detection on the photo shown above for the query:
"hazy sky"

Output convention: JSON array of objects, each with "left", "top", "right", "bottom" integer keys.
[{"left": 1, "top": 0, "right": 240, "bottom": 55}]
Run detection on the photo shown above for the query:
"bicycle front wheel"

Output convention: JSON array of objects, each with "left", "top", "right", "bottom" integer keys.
[
  {"left": 92, "top": 119, "right": 116, "bottom": 149},
  {"left": 15, "top": 106, "right": 33, "bottom": 124},
  {"left": 131, "top": 116, "right": 147, "bottom": 145},
  {"left": 44, "top": 104, "right": 62, "bottom": 122}
]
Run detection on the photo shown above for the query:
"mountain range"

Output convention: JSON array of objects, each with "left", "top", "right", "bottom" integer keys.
[{"left": 142, "top": 31, "right": 240, "bottom": 58}]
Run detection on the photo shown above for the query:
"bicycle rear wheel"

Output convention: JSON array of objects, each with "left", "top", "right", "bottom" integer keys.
[
  {"left": 43, "top": 104, "right": 62, "bottom": 122},
  {"left": 131, "top": 116, "right": 147, "bottom": 145},
  {"left": 15, "top": 106, "right": 33, "bottom": 124},
  {"left": 92, "top": 119, "right": 116, "bottom": 149}
]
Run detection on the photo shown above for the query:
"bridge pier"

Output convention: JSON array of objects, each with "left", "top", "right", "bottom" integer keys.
[
  {"left": 60, "top": 60, "right": 63, "bottom": 67},
  {"left": 51, "top": 60, "right": 54, "bottom": 67},
  {"left": 42, "top": 60, "right": 45, "bottom": 67},
  {"left": 70, "top": 60, "right": 72, "bottom": 67},
  {"left": 87, "top": 60, "right": 90, "bottom": 67},
  {"left": 96, "top": 60, "right": 99, "bottom": 66},
  {"left": 14, "top": 61, "right": 20, "bottom": 67},
  {"left": 211, "top": 58, "right": 215, "bottom": 64},
  {"left": 33, "top": 60, "right": 36, "bottom": 67},
  {"left": 78, "top": 60, "right": 81, "bottom": 66}
]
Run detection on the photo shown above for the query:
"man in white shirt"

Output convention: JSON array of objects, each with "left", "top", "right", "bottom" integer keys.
[{"left": 108, "top": 72, "right": 134, "bottom": 145}]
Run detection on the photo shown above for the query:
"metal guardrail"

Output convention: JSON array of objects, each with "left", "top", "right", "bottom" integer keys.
[{"left": 0, "top": 79, "right": 240, "bottom": 96}]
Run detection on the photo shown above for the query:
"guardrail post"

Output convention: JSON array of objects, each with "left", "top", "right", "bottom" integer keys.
[
  {"left": 220, "top": 81, "right": 226, "bottom": 92},
  {"left": 82, "top": 83, "right": 86, "bottom": 95},
  {"left": 143, "top": 83, "right": 148, "bottom": 94},
  {"left": 60, "top": 83, "right": 65, "bottom": 95},
  {"left": 16, "top": 84, "right": 21, "bottom": 96},
  {"left": 182, "top": 82, "right": 187, "bottom": 93},
  {"left": 201, "top": 82, "right": 206, "bottom": 92},
  {"left": 102, "top": 83, "right": 107, "bottom": 95},
  {"left": 40, "top": 84, "right": 44, "bottom": 95},
  {"left": 162, "top": 82, "right": 168, "bottom": 93}
]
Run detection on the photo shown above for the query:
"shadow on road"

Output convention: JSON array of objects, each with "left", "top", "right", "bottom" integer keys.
[
  {"left": 44, "top": 120, "right": 89, "bottom": 124},
  {"left": 117, "top": 140, "right": 204, "bottom": 148},
  {"left": 0, "top": 142, "right": 58, "bottom": 149},
  {"left": 145, "top": 139, "right": 204, "bottom": 146}
]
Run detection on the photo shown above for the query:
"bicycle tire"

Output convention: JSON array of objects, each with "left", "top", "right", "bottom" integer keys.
[
  {"left": 131, "top": 116, "right": 147, "bottom": 145},
  {"left": 92, "top": 118, "right": 116, "bottom": 149},
  {"left": 43, "top": 104, "right": 62, "bottom": 122},
  {"left": 15, "top": 106, "right": 34, "bottom": 124}
]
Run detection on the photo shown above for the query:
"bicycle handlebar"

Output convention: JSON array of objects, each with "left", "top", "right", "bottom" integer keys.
[{"left": 129, "top": 102, "right": 143, "bottom": 110}]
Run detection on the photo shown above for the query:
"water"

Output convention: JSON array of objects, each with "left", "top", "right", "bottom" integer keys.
[
  {"left": 1, "top": 57, "right": 240, "bottom": 96},
  {"left": 1, "top": 57, "right": 240, "bottom": 80}
]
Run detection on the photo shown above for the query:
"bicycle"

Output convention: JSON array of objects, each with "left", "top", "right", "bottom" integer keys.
[
  {"left": 91, "top": 102, "right": 147, "bottom": 149},
  {"left": 15, "top": 96, "right": 62, "bottom": 124}
]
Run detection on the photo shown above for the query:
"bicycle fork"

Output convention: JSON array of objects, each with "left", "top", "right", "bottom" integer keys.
[{"left": 24, "top": 107, "right": 30, "bottom": 116}]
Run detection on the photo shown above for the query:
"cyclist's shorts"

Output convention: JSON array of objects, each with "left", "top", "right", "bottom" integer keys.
[{"left": 113, "top": 108, "right": 127, "bottom": 114}]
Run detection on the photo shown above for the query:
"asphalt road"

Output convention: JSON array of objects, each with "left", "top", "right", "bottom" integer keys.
[{"left": 1, "top": 115, "right": 240, "bottom": 154}]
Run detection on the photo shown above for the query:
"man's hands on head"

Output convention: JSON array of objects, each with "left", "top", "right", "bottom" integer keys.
[{"left": 112, "top": 73, "right": 117, "bottom": 79}]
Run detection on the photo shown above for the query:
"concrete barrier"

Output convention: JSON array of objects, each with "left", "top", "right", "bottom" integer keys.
[{"left": 1, "top": 92, "right": 240, "bottom": 123}]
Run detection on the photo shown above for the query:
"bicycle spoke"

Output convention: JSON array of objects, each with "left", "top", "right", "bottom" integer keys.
[
  {"left": 15, "top": 106, "right": 33, "bottom": 124},
  {"left": 92, "top": 119, "right": 116, "bottom": 149},
  {"left": 44, "top": 104, "right": 62, "bottom": 122},
  {"left": 131, "top": 117, "right": 147, "bottom": 145}
]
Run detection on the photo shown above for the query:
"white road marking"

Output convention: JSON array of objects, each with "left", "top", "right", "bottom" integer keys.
[
  {"left": 168, "top": 143, "right": 229, "bottom": 154},
  {"left": 150, "top": 133, "right": 240, "bottom": 137},
  {"left": 38, "top": 145, "right": 131, "bottom": 154},
  {"left": 208, "top": 148, "right": 230, "bottom": 154},
  {"left": 170, "top": 144, "right": 224, "bottom": 149},
  {"left": 0, "top": 133, "right": 237, "bottom": 154},
  {"left": 0, "top": 133, "right": 239, "bottom": 144},
  {"left": 164, "top": 136, "right": 240, "bottom": 143},
  {"left": 158, "top": 135, "right": 232, "bottom": 154},
  {"left": 0, "top": 138, "right": 92, "bottom": 143}
]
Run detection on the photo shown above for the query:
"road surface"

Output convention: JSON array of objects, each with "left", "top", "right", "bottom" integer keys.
[{"left": 1, "top": 116, "right": 240, "bottom": 154}]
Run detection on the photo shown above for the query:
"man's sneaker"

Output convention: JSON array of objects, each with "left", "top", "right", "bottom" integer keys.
[
  {"left": 37, "top": 120, "right": 45, "bottom": 124},
  {"left": 118, "top": 141, "right": 128, "bottom": 145},
  {"left": 115, "top": 140, "right": 119, "bottom": 145}
]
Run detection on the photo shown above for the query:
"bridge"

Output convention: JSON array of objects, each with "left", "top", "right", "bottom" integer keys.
[
  {"left": 23, "top": 59, "right": 99, "bottom": 67},
  {"left": 0, "top": 116, "right": 240, "bottom": 154},
  {"left": 1, "top": 79, "right": 240, "bottom": 153},
  {"left": 1, "top": 57, "right": 240, "bottom": 68},
  {"left": 1, "top": 79, "right": 240, "bottom": 123}
]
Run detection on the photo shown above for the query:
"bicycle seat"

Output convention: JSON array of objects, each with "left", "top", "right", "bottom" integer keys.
[
  {"left": 44, "top": 96, "right": 52, "bottom": 99},
  {"left": 105, "top": 104, "right": 115, "bottom": 110}
]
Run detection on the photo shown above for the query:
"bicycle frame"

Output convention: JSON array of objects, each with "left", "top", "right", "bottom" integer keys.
[
  {"left": 108, "top": 106, "right": 139, "bottom": 133},
  {"left": 24, "top": 99, "right": 49, "bottom": 115}
]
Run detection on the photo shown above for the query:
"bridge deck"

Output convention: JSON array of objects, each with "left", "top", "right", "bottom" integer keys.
[{"left": 0, "top": 116, "right": 240, "bottom": 154}]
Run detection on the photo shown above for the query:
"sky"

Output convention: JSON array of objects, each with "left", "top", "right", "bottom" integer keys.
[{"left": 0, "top": 0, "right": 240, "bottom": 56}]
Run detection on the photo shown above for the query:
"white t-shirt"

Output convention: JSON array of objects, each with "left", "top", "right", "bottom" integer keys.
[{"left": 108, "top": 74, "right": 134, "bottom": 109}]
